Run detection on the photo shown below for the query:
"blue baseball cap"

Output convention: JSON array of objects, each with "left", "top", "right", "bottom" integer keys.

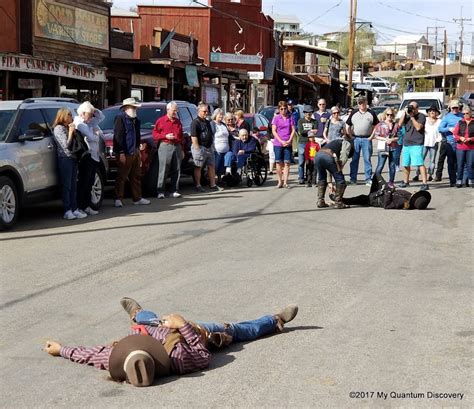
[{"left": 287, "top": 99, "right": 295, "bottom": 105}]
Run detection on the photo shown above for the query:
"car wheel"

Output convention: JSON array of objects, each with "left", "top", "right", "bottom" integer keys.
[
  {"left": 0, "top": 176, "right": 19, "bottom": 230},
  {"left": 89, "top": 169, "right": 105, "bottom": 210}
]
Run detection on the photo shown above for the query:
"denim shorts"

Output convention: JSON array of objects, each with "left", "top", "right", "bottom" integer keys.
[
  {"left": 192, "top": 145, "right": 215, "bottom": 168},
  {"left": 274, "top": 145, "right": 292, "bottom": 163},
  {"left": 401, "top": 145, "right": 424, "bottom": 167}
]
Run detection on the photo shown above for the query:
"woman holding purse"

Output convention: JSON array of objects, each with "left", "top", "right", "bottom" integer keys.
[
  {"left": 52, "top": 108, "right": 86, "bottom": 220},
  {"left": 372, "top": 108, "right": 399, "bottom": 188}
]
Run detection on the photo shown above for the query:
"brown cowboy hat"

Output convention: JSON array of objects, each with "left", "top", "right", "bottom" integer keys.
[
  {"left": 408, "top": 190, "right": 431, "bottom": 210},
  {"left": 109, "top": 335, "right": 171, "bottom": 387}
]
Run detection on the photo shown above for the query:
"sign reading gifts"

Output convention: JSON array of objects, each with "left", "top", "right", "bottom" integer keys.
[
  {"left": 1, "top": 54, "right": 107, "bottom": 82},
  {"left": 35, "top": 0, "right": 109, "bottom": 50}
]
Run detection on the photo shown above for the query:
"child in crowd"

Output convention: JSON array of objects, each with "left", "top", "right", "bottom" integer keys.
[{"left": 304, "top": 131, "right": 320, "bottom": 187}]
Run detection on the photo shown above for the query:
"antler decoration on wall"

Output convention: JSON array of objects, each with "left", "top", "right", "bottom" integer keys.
[
  {"left": 234, "top": 43, "right": 245, "bottom": 55},
  {"left": 234, "top": 19, "right": 243, "bottom": 34},
  {"left": 212, "top": 46, "right": 222, "bottom": 53}
]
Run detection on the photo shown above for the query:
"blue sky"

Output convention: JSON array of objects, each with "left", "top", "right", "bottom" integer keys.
[{"left": 112, "top": 0, "right": 473, "bottom": 54}]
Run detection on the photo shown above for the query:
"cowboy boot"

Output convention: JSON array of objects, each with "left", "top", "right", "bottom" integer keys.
[
  {"left": 317, "top": 182, "right": 329, "bottom": 208},
  {"left": 334, "top": 183, "right": 350, "bottom": 209}
]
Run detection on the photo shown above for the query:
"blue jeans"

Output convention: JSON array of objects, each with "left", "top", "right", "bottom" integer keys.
[
  {"left": 416, "top": 145, "right": 438, "bottom": 177},
  {"left": 445, "top": 142, "right": 457, "bottom": 184},
  {"left": 136, "top": 310, "right": 277, "bottom": 343},
  {"left": 456, "top": 149, "right": 474, "bottom": 184},
  {"left": 57, "top": 156, "right": 78, "bottom": 212},
  {"left": 199, "top": 315, "right": 277, "bottom": 343},
  {"left": 314, "top": 152, "right": 345, "bottom": 185},
  {"left": 297, "top": 142, "right": 306, "bottom": 181},
  {"left": 236, "top": 153, "right": 250, "bottom": 170},
  {"left": 375, "top": 151, "right": 396, "bottom": 183},
  {"left": 215, "top": 151, "right": 234, "bottom": 176},
  {"left": 349, "top": 137, "right": 373, "bottom": 182}
]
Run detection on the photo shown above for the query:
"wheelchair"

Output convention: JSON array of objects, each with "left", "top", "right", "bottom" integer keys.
[{"left": 224, "top": 152, "right": 268, "bottom": 187}]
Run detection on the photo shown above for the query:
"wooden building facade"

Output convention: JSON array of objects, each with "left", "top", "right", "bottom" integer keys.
[{"left": 0, "top": 0, "right": 109, "bottom": 106}]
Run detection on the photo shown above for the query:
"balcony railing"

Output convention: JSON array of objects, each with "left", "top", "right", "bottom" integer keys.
[{"left": 290, "top": 64, "right": 339, "bottom": 79}]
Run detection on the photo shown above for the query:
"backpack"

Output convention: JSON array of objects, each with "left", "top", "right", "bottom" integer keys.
[{"left": 69, "top": 130, "right": 89, "bottom": 161}]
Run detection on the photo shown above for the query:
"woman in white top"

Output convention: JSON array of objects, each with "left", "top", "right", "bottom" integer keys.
[
  {"left": 74, "top": 101, "right": 104, "bottom": 215},
  {"left": 415, "top": 105, "right": 441, "bottom": 181},
  {"left": 211, "top": 109, "right": 233, "bottom": 182}
]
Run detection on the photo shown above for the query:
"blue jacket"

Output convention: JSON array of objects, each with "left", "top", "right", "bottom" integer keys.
[
  {"left": 438, "top": 112, "right": 463, "bottom": 144},
  {"left": 232, "top": 137, "right": 258, "bottom": 156}
]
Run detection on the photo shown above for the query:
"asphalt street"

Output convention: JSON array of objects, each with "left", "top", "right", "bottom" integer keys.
[{"left": 0, "top": 165, "right": 472, "bottom": 409}]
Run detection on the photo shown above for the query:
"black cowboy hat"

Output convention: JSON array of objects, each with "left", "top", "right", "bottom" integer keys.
[
  {"left": 409, "top": 190, "right": 431, "bottom": 210},
  {"left": 427, "top": 105, "right": 440, "bottom": 115},
  {"left": 109, "top": 335, "right": 170, "bottom": 387}
]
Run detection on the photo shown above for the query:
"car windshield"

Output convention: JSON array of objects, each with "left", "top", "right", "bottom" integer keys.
[
  {"left": 0, "top": 110, "right": 16, "bottom": 142},
  {"left": 400, "top": 99, "right": 439, "bottom": 110},
  {"left": 371, "top": 82, "right": 388, "bottom": 87},
  {"left": 101, "top": 106, "right": 166, "bottom": 130},
  {"left": 380, "top": 95, "right": 399, "bottom": 101}
]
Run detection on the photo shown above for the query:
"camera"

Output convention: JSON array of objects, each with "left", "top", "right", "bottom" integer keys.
[{"left": 407, "top": 106, "right": 414, "bottom": 114}]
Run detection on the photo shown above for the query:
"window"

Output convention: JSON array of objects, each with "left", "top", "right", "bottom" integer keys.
[
  {"left": 178, "top": 107, "right": 192, "bottom": 129},
  {"left": 15, "top": 109, "right": 50, "bottom": 139}
]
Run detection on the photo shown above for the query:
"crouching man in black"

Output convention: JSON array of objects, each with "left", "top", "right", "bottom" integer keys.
[
  {"left": 335, "top": 174, "right": 431, "bottom": 210},
  {"left": 315, "top": 136, "right": 354, "bottom": 209}
]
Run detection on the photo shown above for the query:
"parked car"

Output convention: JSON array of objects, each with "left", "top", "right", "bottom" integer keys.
[
  {"left": 396, "top": 92, "right": 445, "bottom": 119},
  {"left": 364, "top": 80, "right": 390, "bottom": 94},
  {"left": 0, "top": 98, "right": 108, "bottom": 230},
  {"left": 100, "top": 101, "right": 198, "bottom": 195},
  {"left": 460, "top": 91, "right": 474, "bottom": 107},
  {"left": 375, "top": 93, "right": 401, "bottom": 108},
  {"left": 258, "top": 105, "right": 277, "bottom": 124},
  {"left": 371, "top": 105, "right": 390, "bottom": 119},
  {"left": 244, "top": 113, "right": 271, "bottom": 136}
]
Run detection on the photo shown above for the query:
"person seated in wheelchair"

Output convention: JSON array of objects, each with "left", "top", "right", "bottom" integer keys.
[{"left": 232, "top": 128, "right": 262, "bottom": 176}]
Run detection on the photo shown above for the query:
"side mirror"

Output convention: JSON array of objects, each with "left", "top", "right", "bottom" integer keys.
[{"left": 18, "top": 129, "right": 44, "bottom": 141}]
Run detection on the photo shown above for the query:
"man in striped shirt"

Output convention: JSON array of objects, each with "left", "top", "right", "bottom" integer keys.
[
  {"left": 45, "top": 313, "right": 211, "bottom": 376},
  {"left": 44, "top": 300, "right": 298, "bottom": 382}
]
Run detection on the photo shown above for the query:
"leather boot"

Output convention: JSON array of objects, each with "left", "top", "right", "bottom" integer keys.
[
  {"left": 317, "top": 182, "right": 329, "bottom": 208},
  {"left": 334, "top": 184, "right": 349, "bottom": 209}
]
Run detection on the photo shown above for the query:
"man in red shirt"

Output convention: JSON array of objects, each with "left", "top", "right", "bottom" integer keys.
[{"left": 152, "top": 102, "right": 185, "bottom": 198}]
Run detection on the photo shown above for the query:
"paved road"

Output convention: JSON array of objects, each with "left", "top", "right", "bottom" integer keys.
[{"left": 0, "top": 168, "right": 472, "bottom": 409}]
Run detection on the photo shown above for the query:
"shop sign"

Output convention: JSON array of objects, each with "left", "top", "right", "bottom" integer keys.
[
  {"left": 1, "top": 54, "right": 107, "bottom": 82},
  {"left": 248, "top": 71, "right": 264, "bottom": 80},
  {"left": 170, "top": 40, "right": 190, "bottom": 62},
  {"left": 18, "top": 79, "right": 43, "bottom": 89},
  {"left": 131, "top": 74, "right": 167, "bottom": 89},
  {"left": 185, "top": 65, "right": 199, "bottom": 88},
  {"left": 210, "top": 53, "right": 261, "bottom": 65},
  {"left": 34, "top": 0, "right": 109, "bottom": 50},
  {"left": 203, "top": 86, "right": 219, "bottom": 105}
]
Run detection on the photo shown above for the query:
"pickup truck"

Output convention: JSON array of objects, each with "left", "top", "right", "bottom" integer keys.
[{"left": 396, "top": 92, "right": 445, "bottom": 118}]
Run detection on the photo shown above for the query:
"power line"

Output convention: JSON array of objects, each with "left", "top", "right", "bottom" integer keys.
[
  {"left": 192, "top": 0, "right": 275, "bottom": 32},
  {"left": 376, "top": 1, "right": 474, "bottom": 26},
  {"left": 300, "top": 1, "right": 343, "bottom": 30}
]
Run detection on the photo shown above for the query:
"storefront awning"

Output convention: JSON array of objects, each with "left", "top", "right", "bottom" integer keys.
[{"left": 277, "top": 69, "right": 316, "bottom": 90}]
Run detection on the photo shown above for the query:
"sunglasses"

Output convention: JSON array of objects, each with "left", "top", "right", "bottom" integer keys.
[
  {"left": 279, "top": 107, "right": 287, "bottom": 110},
  {"left": 451, "top": 107, "right": 460, "bottom": 109},
  {"left": 386, "top": 113, "right": 394, "bottom": 117},
  {"left": 332, "top": 112, "right": 340, "bottom": 114}
]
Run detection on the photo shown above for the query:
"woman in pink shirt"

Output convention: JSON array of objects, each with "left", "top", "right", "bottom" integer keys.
[
  {"left": 271, "top": 101, "right": 295, "bottom": 188},
  {"left": 453, "top": 105, "right": 474, "bottom": 187}
]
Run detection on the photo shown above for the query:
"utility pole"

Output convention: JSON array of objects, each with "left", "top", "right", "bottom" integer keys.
[
  {"left": 453, "top": 6, "right": 472, "bottom": 62},
  {"left": 427, "top": 25, "right": 444, "bottom": 60},
  {"left": 347, "top": 0, "right": 357, "bottom": 106},
  {"left": 443, "top": 30, "right": 447, "bottom": 97}
]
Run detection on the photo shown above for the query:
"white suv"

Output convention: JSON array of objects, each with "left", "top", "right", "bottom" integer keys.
[{"left": 0, "top": 98, "right": 107, "bottom": 230}]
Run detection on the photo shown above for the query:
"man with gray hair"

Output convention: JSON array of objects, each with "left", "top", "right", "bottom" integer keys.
[
  {"left": 152, "top": 101, "right": 184, "bottom": 198},
  {"left": 346, "top": 95, "right": 379, "bottom": 186}
]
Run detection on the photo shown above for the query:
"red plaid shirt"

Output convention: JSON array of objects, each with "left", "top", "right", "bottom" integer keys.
[{"left": 59, "top": 322, "right": 210, "bottom": 375}]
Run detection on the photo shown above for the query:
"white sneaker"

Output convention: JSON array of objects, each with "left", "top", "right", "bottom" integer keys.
[
  {"left": 134, "top": 198, "right": 151, "bottom": 205},
  {"left": 157, "top": 193, "right": 165, "bottom": 199},
  {"left": 171, "top": 192, "right": 181, "bottom": 198},
  {"left": 84, "top": 206, "right": 99, "bottom": 215},
  {"left": 73, "top": 209, "right": 87, "bottom": 219},
  {"left": 63, "top": 210, "right": 76, "bottom": 220},
  {"left": 114, "top": 199, "right": 123, "bottom": 208}
]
